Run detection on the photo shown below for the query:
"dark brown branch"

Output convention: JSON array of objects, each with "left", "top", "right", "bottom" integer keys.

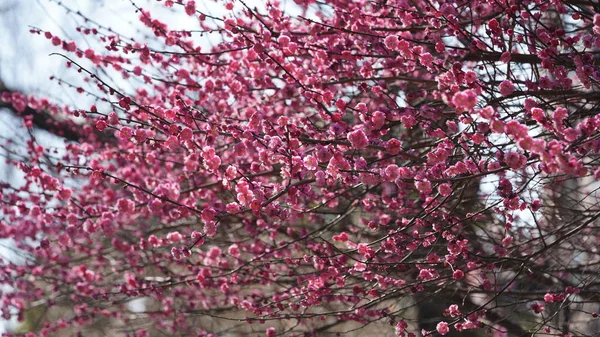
[{"left": 0, "top": 87, "right": 113, "bottom": 143}]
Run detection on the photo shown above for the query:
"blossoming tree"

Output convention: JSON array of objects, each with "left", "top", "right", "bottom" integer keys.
[{"left": 1, "top": 0, "right": 600, "bottom": 336}]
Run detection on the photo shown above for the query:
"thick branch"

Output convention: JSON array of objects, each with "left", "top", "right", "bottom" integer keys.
[{"left": 0, "top": 87, "right": 113, "bottom": 143}]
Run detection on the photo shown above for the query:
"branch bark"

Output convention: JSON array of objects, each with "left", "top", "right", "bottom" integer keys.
[{"left": 0, "top": 85, "right": 113, "bottom": 143}]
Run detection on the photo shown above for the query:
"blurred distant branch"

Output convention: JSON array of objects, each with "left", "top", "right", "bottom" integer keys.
[{"left": 0, "top": 81, "right": 112, "bottom": 143}]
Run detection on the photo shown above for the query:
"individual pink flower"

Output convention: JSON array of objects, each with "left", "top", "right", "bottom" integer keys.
[
  {"left": 453, "top": 270, "right": 464, "bottom": 280},
  {"left": 452, "top": 90, "right": 477, "bottom": 112},
  {"left": 447, "top": 304, "right": 461, "bottom": 317},
  {"left": 501, "top": 235, "right": 513, "bottom": 247},
  {"left": 57, "top": 188, "right": 73, "bottom": 201},
  {"left": 415, "top": 179, "right": 432, "bottom": 194},
  {"left": 347, "top": 129, "right": 369, "bottom": 149},
  {"left": 266, "top": 327, "right": 276, "bottom": 337},
  {"left": 384, "top": 35, "right": 399, "bottom": 50},
  {"left": 354, "top": 262, "right": 367, "bottom": 271},
  {"left": 553, "top": 107, "right": 568, "bottom": 123},
  {"left": 531, "top": 108, "right": 545, "bottom": 122},
  {"left": 418, "top": 269, "right": 435, "bottom": 280},
  {"left": 206, "top": 246, "right": 221, "bottom": 259},
  {"left": 277, "top": 35, "right": 290, "bottom": 47},
  {"left": 355, "top": 102, "right": 368, "bottom": 114},
  {"left": 226, "top": 203, "right": 241, "bottom": 213},
  {"left": 371, "top": 110, "right": 386, "bottom": 129},
  {"left": 386, "top": 138, "right": 402, "bottom": 154},
  {"left": 148, "top": 235, "right": 160, "bottom": 247},
  {"left": 499, "top": 80, "right": 515, "bottom": 96},
  {"left": 171, "top": 247, "right": 182, "bottom": 260},
  {"left": 436, "top": 321, "right": 450, "bottom": 335},
  {"left": 384, "top": 164, "right": 401, "bottom": 181},
  {"left": 500, "top": 52, "right": 511, "bottom": 63},
  {"left": 504, "top": 151, "right": 526, "bottom": 169},
  {"left": 228, "top": 244, "right": 241, "bottom": 257},
  {"left": 95, "top": 120, "right": 107, "bottom": 131},
  {"left": 396, "top": 320, "right": 408, "bottom": 334},
  {"left": 65, "top": 41, "right": 77, "bottom": 52},
  {"left": 119, "top": 126, "right": 133, "bottom": 140},
  {"left": 419, "top": 52, "right": 434, "bottom": 67},
  {"left": 117, "top": 198, "right": 135, "bottom": 214},
  {"left": 134, "top": 128, "right": 148, "bottom": 143},
  {"left": 84, "top": 48, "right": 96, "bottom": 60},
  {"left": 438, "top": 183, "right": 452, "bottom": 196},
  {"left": 185, "top": 1, "right": 196, "bottom": 16},
  {"left": 332, "top": 232, "right": 349, "bottom": 242},
  {"left": 166, "top": 232, "right": 183, "bottom": 243},
  {"left": 179, "top": 128, "right": 193, "bottom": 141},
  {"left": 504, "top": 120, "right": 527, "bottom": 137}
]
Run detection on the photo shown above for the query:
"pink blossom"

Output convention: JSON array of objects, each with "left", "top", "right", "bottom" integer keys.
[
  {"left": 531, "top": 108, "right": 545, "bottom": 122},
  {"left": 504, "top": 151, "right": 526, "bottom": 169},
  {"left": 185, "top": 1, "right": 196, "bottom": 16},
  {"left": 119, "top": 126, "right": 132, "bottom": 140},
  {"left": 386, "top": 138, "right": 402, "bottom": 154},
  {"left": 447, "top": 304, "right": 461, "bottom": 317},
  {"left": 418, "top": 269, "right": 435, "bottom": 280},
  {"left": 501, "top": 235, "right": 513, "bottom": 247},
  {"left": 57, "top": 188, "right": 73, "bottom": 201},
  {"left": 117, "top": 198, "right": 135, "bottom": 214},
  {"left": 453, "top": 270, "right": 464, "bottom": 280},
  {"left": 371, "top": 110, "right": 387, "bottom": 129},
  {"left": 436, "top": 321, "right": 450, "bottom": 335},
  {"left": 347, "top": 129, "right": 369, "bottom": 149},
  {"left": 354, "top": 262, "right": 367, "bottom": 271},
  {"left": 419, "top": 52, "right": 434, "bottom": 67},
  {"left": 499, "top": 80, "right": 515, "bottom": 96},
  {"left": 415, "top": 179, "right": 432, "bottom": 194},
  {"left": 95, "top": 119, "right": 107, "bottom": 131},
  {"left": 396, "top": 320, "right": 408, "bottom": 334},
  {"left": 208, "top": 246, "right": 222, "bottom": 259},
  {"left": 553, "top": 107, "right": 568, "bottom": 123},
  {"left": 228, "top": 244, "right": 240, "bottom": 257},
  {"left": 179, "top": 128, "right": 193, "bottom": 141},
  {"left": 452, "top": 90, "right": 477, "bottom": 111},
  {"left": 166, "top": 232, "right": 183, "bottom": 243},
  {"left": 278, "top": 35, "right": 290, "bottom": 47},
  {"left": 3, "top": 3, "right": 599, "bottom": 337},
  {"left": 384, "top": 164, "right": 401, "bottom": 181},
  {"left": 531, "top": 302, "right": 544, "bottom": 314},
  {"left": 438, "top": 183, "right": 452, "bottom": 196},
  {"left": 384, "top": 35, "right": 399, "bottom": 50},
  {"left": 332, "top": 232, "right": 349, "bottom": 242}
]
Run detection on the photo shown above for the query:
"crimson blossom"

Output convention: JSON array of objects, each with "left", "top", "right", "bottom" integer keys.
[{"left": 1, "top": 0, "right": 600, "bottom": 336}]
